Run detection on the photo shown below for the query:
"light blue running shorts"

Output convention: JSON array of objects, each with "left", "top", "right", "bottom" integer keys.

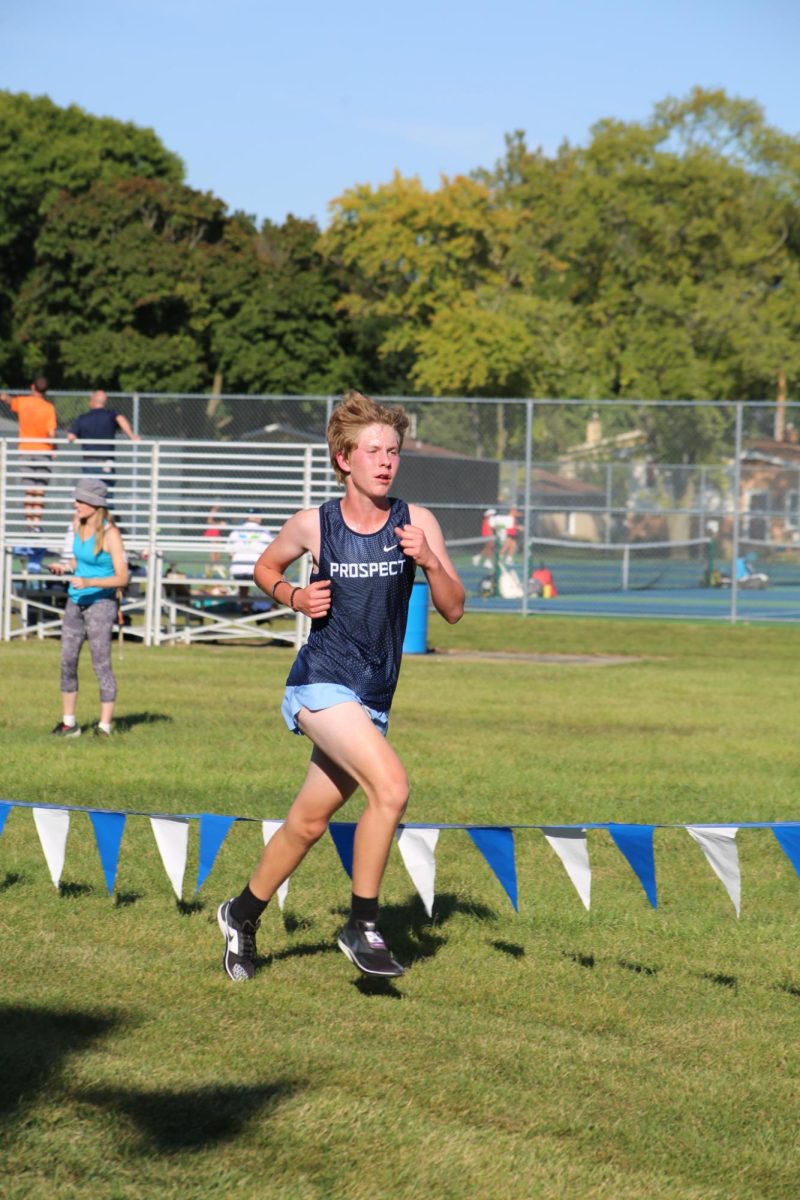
[{"left": 281, "top": 683, "right": 389, "bottom": 738}]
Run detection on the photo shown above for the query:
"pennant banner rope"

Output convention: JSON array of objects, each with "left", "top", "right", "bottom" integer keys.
[{"left": 2, "top": 801, "right": 800, "bottom": 917}]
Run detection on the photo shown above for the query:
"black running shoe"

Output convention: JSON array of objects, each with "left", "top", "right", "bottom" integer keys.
[
  {"left": 337, "top": 919, "right": 405, "bottom": 977},
  {"left": 51, "top": 721, "right": 81, "bottom": 738},
  {"left": 217, "top": 899, "right": 259, "bottom": 981}
]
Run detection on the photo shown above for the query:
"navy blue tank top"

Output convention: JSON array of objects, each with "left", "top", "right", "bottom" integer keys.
[{"left": 286, "top": 497, "right": 416, "bottom": 710}]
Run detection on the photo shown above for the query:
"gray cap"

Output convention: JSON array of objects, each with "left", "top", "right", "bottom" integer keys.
[{"left": 73, "top": 476, "right": 108, "bottom": 506}]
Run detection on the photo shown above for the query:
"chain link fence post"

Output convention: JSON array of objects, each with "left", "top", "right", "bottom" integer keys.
[
  {"left": 521, "top": 400, "right": 534, "bottom": 618},
  {"left": 730, "top": 402, "right": 743, "bottom": 624}
]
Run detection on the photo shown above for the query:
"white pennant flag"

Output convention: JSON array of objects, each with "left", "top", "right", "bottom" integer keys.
[
  {"left": 542, "top": 827, "right": 591, "bottom": 910},
  {"left": 32, "top": 807, "right": 70, "bottom": 888},
  {"left": 396, "top": 826, "right": 439, "bottom": 917},
  {"left": 686, "top": 826, "right": 741, "bottom": 916},
  {"left": 262, "top": 820, "right": 289, "bottom": 910},
  {"left": 150, "top": 817, "right": 189, "bottom": 900}
]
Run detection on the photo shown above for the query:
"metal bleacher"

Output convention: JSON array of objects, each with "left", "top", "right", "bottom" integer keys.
[{"left": 0, "top": 437, "right": 339, "bottom": 645}]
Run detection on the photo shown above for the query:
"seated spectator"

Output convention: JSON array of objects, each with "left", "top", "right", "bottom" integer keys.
[{"left": 226, "top": 510, "right": 274, "bottom": 607}]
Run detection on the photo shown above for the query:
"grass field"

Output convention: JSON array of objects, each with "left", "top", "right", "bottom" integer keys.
[{"left": 2, "top": 615, "right": 800, "bottom": 1198}]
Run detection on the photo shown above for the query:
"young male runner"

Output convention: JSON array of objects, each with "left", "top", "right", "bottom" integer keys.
[{"left": 217, "top": 391, "right": 465, "bottom": 980}]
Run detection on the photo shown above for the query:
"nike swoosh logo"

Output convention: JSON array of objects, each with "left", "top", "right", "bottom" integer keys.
[{"left": 383, "top": 544, "right": 400, "bottom": 552}]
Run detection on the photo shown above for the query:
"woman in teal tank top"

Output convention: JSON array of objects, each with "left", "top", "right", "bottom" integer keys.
[{"left": 49, "top": 477, "right": 129, "bottom": 737}]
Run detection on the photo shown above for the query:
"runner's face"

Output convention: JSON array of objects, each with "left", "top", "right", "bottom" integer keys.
[{"left": 340, "top": 423, "right": 400, "bottom": 494}]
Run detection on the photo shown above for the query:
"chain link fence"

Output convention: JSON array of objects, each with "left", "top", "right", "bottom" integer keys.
[{"left": 2, "top": 391, "right": 800, "bottom": 626}]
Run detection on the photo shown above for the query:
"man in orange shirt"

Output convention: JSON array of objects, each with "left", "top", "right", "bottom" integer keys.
[{"left": 1, "top": 376, "right": 58, "bottom": 530}]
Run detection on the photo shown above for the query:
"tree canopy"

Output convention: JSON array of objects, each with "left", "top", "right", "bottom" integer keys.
[
  {"left": 323, "top": 87, "right": 800, "bottom": 460},
  {"left": 3, "top": 86, "right": 800, "bottom": 458}
]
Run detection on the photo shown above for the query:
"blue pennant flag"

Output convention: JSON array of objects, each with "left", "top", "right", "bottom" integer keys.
[
  {"left": 196, "top": 814, "right": 237, "bottom": 892},
  {"left": 0, "top": 803, "right": 11, "bottom": 837},
  {"left": 771, "top": 825, "right": 800, "bottom": 881},
  {"left": 467, "top": 827, "right": 518, "bottom": 910},
  {"left": 608, "top": 824, "right": 657, "bottom": 908},
  {"left": 329, "top": 823, "right": 356, "bottom": 879},
  {"left": 89, "top": 811, "right": 126, "bottom": 895}
]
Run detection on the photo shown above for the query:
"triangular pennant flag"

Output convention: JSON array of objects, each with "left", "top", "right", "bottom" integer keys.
[
  {"left": 150, "top": 816, "right": 189, "bottom": 900},
  {"left": 329, "top": 823, "right": 356, "bottom": 879},
  {"left": 542, "top": 827, "right": 591, "bottom": 910},
  {"left": 262, "top": 820, "right": 290, "bottom": 910},
  {"left": 608, "top": 824, "right": 657, "bottom": 908},
  {"left": 396, "top": 826, "right": 439, "bottom": 917},
  {"left": 772, "top": 825, "right": 800, "bottom": 881},
  {"left": 686, "top": 826, "right": 741, "bottom": 916},
  {"left": 196, "top": 814, "right": 237, "bottom": 893},
  {"left": 32, "top": 807, "right": 70, "bottom": 888},
  {"left": 0, "top": 802, "right": 11, "bottom": 836},
  {"left": 467, "top": 827, "right": 518, "bottom": 910},
  {"left": 89, "top": 810, "right": 126, "bottom": 895}
]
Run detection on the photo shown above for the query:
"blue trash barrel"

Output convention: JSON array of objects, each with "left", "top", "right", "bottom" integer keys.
[{"left": 402, "top": 580, "right": 429, "bottom": 654}]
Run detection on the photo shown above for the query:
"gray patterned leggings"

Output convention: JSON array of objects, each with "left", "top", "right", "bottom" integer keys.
[{"left": 60, "top": 598, "right": 118, "bottom": 702}]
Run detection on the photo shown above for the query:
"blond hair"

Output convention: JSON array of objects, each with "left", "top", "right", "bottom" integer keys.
[
  {"left": 327, "top": 391, "right": 410, "bottom": 484},
  {"left": 75, "top": 506, "right": 117, "bottom": 555}
]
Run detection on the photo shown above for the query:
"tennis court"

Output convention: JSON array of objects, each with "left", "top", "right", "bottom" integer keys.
[
  {"left": 457, "top": 552, "right": 800, "bottom": 622},
  {"left": 517, "top": 586, "right": 800, "bottom": 621}
]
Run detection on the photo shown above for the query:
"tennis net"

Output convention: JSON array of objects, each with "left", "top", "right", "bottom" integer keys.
[{"left": 523, "top": 536, "right": 712, "bottom": 594}]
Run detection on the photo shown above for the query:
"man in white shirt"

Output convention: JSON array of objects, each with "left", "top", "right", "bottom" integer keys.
[{"left": 227, "top": 510, "right": 274, "bottom": 606}]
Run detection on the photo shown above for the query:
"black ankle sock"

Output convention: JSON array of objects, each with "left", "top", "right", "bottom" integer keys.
[
  {"left": 230, "top": 884, "right": 268, "bottom": 926},
  {"left": 350, "top": 892, "right": 379, "bottom": 924}
]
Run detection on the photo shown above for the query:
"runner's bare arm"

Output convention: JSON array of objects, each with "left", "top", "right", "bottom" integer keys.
[
  {"left": 397, "top": 505, "right": 465, "bottom": 623},
  {"left": 253, "top": 509, "right": 331, "bottom": 619}
]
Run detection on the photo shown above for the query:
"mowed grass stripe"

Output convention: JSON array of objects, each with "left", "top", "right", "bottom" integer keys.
[{"left": 1, "top": 616, "right": 800, "bottom": 1198}]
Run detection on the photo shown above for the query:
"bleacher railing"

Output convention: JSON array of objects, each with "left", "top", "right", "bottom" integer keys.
[{"left": 0, "top": 437, "right": 337, "bottom": 644}]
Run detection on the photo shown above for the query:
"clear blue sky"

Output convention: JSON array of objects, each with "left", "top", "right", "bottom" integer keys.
[{"left": 3, "top": 1, "right": 799, "bottom": 228}]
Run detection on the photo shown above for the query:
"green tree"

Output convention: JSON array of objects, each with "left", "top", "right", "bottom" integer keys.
[
  {"left": 489, "top": 89, "right": 800, "bottom": 462},
  {"left": 15, "top": 178, "right": 226, "bottom": 397},
  {"left": 16, "top": 180, "right": 355, "bottom": 434},
  {"left": 325, "top": 89, "right": 800, "bottom": 464},
  {"left": 0, "top": 90, "right": 183, "bottom": 380},
  {"left": 207, "top": 215, "right": 354, "bottom": 398}
]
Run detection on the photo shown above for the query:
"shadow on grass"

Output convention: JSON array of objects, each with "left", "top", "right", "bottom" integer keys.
[
  {"left": 115, "top": 891, "right": 142, "bottom": 908},
  {"left": 59, "top": 880, "right": 93, "bottom": 899},
  {"left": 0, "top": 1005, "right": 120, "bottom": 1125},
  {"left": 0, "top": 871, "right": 23, "bottom": 892},
  {"left": 261, "top": 940, "right": 335, "bottom": 968},
  {"left": 352, "top": 976, "right": 404, "bottom": 999},
  {"left": 177, "top": 899, "right": 205, "bottom": 917},
  {"left": 491, "top": 939, "right": 525, "bottom": 959},
  {"left": 619, "top": 958, "right": 660, "bottom": 977},
  {"left": 563, "top": 950, "right": 595, "bottom": 969},
  {"left": 332, "top": 893, "right": 496, "bottom": 969},
  {"left": 703, "top": 971, "right": 737, "bottom": 989},
  {"left": 282, "top": 913, "right": 314, "bottom": 934},
  {"left": 81, "top": 1080, "right": 300, "bottom": 1153},
  {"left": 113, "top": 712, "right": 173, "bottom": 735}
]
